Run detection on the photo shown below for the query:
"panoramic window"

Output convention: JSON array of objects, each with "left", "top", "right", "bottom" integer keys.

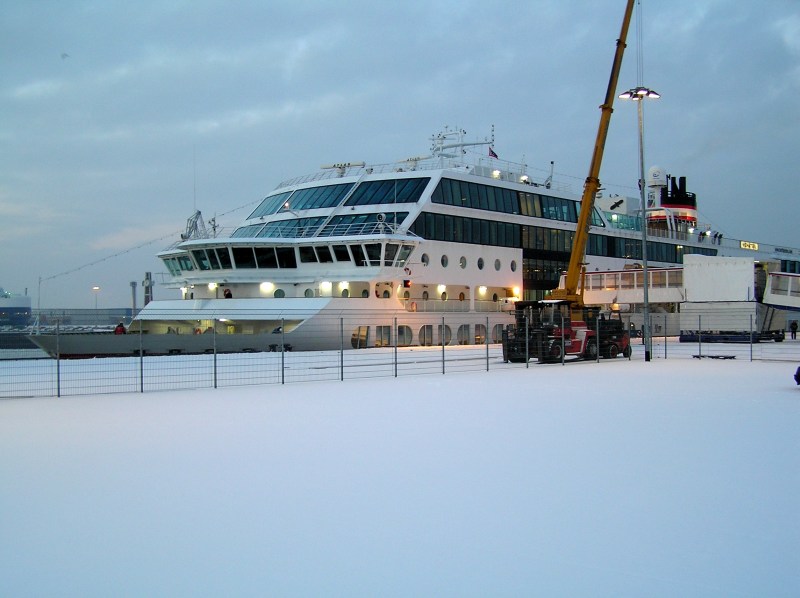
[
  {"left": 280, "top": 183, "right": 353, "bottom": 212},
  {"left": 345, "top": 178, "right": 430, "bottom": 206},
  {"left": 247, "top": 191, "right": 293, "bottom": 219},
  {"left": 431, "top": 178, "right": 518, "bottom": 215},
  {"left": 231, "top": 224, "right": 265, "bottom": 238}
]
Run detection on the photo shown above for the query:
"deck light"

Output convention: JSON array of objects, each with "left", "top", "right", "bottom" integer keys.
[{"left": 260, "top": 282, "right": 274, "bottom": 293}]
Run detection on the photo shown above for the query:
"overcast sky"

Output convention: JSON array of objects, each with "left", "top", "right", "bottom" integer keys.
[{"left": 2, "top": 1, "right": 799, "bottom": 308}]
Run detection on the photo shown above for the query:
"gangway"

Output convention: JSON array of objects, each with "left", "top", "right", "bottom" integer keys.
[{"left": 763, "top": 272, "right": 800, "bottom": 311}]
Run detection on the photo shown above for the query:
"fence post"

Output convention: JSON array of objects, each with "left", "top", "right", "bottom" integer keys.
[
  {"left": 698, "top": 315, "right": 702, "bottom": 358},
  {"left": 56, "top": 321, "right": 61, "bottom": 398},
  {"left": 525, "top": 314, "right": 529, "bottom": 369},
  {"left": 213, "top": 318, "right": 218, "bottom": 389},
  {"left": 139, "top": 325, "right": 144, "bottom": 393},
  {"left": 281, "top": 317, "right": 285, "bottom": 385},
  {"left": 485, "top": 316, "right": 490, "bottom": 371},
  {"left": 663, "top": 314, "right": 667, "bottom": 360},
  {"left": 441, "top": 316, "right": 445, "bottom": 375},
  {"left": 394, "top": 317, "right": 398, "bottom": 378},
  {"left": 561, "top": 311, "right": 565, "bottom": 365},
  {"left": 750, "top": 313, "right": 754, "bottom": 362},
  {"left": 340, "top": 317, "right": 344, "bottom": 381},
  {"left": 596, "top": 311, "right": 601, "bottom": 363}
]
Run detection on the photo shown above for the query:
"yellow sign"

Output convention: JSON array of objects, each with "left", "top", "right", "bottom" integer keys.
[{"left": 740, "top": 241, "right": 759, "bottom": 251}]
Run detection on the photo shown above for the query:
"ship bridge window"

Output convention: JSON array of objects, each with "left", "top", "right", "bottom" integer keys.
[
  {"left": 207, "top": 249, "right": 221, "bottom": 270},
  {"left": 163, "top": 257, "right": 181, "bottom": 276},
  {"left": 396, "top": 244, "right": 414, "bottom": 267},
  {"left": 299, "top": 246, "right": 318, "bottom": 263},
  {"left": 281, "top": 183, "right": 353, "bottom": 211},
  {"left": 316, "top": 246, "right": 334, "bottom": 263},
  {"left": 276, "top": 247, "right": 297, "bottom": 268},
  {"left": 384, "top": 243, "right": 399, "bottom": 266},
  {"left": 248, "top": 191, "right": 293, "bottom": 219},
  {"left": 192, "top": 250, "right": 211, "bottom": 270},
  {"left": 215, "top": 248, "right": 233, "bottom": 269},
  {"left": 352, "top": 245, "right": 369, "bottom": 267},
  {"left": 177, "top": 255, "right": 194, "bottom": 271},
  {"left": 232, "top": 247, "right": 257, "bottom": 269},
  {"left": 365, "top": 243, "right": 381, "bottom": 266},
  {"left": 345, "top": 177, "right": 430, "bottom": 206},
  {"left": 332, "top": 245, "right": 352, "bottom": 262},
  {"left": 255, "top": 247, "right": 277, "bottom": 268}
]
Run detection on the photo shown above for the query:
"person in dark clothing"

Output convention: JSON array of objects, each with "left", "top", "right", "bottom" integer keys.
[
  {"left": 791, "top": 320, "right": 798, "bottom": 340},
  {"left": 114, "top": 322, "right": 126, "bottom": 335},
  {"left": 223, "top": 288, "right": 232, "bottom": 299}
]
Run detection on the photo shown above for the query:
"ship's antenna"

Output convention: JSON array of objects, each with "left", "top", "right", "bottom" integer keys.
[
  {"left": 544, "top": 160, "right": 554, "bottom": 189},
  {"left": 193, "top": 145, "right": 197, "bottom": 211}
]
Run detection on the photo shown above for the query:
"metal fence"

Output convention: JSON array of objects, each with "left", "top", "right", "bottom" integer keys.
[{"left": 1, "top": 310, "right": 798, "bottom": 399}]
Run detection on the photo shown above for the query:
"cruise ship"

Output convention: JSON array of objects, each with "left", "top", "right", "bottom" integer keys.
[{"left": 27, "top": 128, "right": 800, "bottom": 357}]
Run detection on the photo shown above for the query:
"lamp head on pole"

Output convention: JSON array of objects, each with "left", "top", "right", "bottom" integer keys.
[{"left": 619, "top": 86, "right": 660, "bottom": 101}]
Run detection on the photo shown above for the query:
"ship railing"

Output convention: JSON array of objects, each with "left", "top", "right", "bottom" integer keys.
[
  {"left": 258, "top": 220, "right": 409, "bottom": 239},
  {"left": 274, "top": 156, "right": 563, "bottom": 191}
]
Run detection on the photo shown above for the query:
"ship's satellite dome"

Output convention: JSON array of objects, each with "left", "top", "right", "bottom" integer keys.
[{"left": 647, "top": 166, "right": 667, "bottom": 187}]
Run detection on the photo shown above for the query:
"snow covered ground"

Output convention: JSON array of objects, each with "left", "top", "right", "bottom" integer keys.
[{"left": 1, "top": 357, "right": 798, "bottom": 596}]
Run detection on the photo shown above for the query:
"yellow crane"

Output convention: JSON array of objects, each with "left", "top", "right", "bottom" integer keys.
[{"left": 549, "top": 0, "right": 636, "bottom": 308}]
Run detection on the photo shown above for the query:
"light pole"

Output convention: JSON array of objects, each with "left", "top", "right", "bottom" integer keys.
[
  {"left": 619, "top": 86, "right": 659, "bottom": 362},
  {"left": 92, "top": 285, "right": 101, "bottom": 313}
]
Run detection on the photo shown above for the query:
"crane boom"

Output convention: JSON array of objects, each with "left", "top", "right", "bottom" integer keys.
[{"left": 550, "top": 0, "right": 636, "bottom": 305}]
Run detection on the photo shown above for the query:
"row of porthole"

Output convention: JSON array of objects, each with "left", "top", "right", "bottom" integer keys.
[
  {"left": 420, "top": 253, "right": 517, "bottom": 272},
  {"left": 353, "top": 323, "right": 506, "bottom": 348}
]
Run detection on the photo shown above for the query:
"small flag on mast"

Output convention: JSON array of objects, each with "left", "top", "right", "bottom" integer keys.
[{"left": 488, "top": 147, "right": 498, "bottom": 159}]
